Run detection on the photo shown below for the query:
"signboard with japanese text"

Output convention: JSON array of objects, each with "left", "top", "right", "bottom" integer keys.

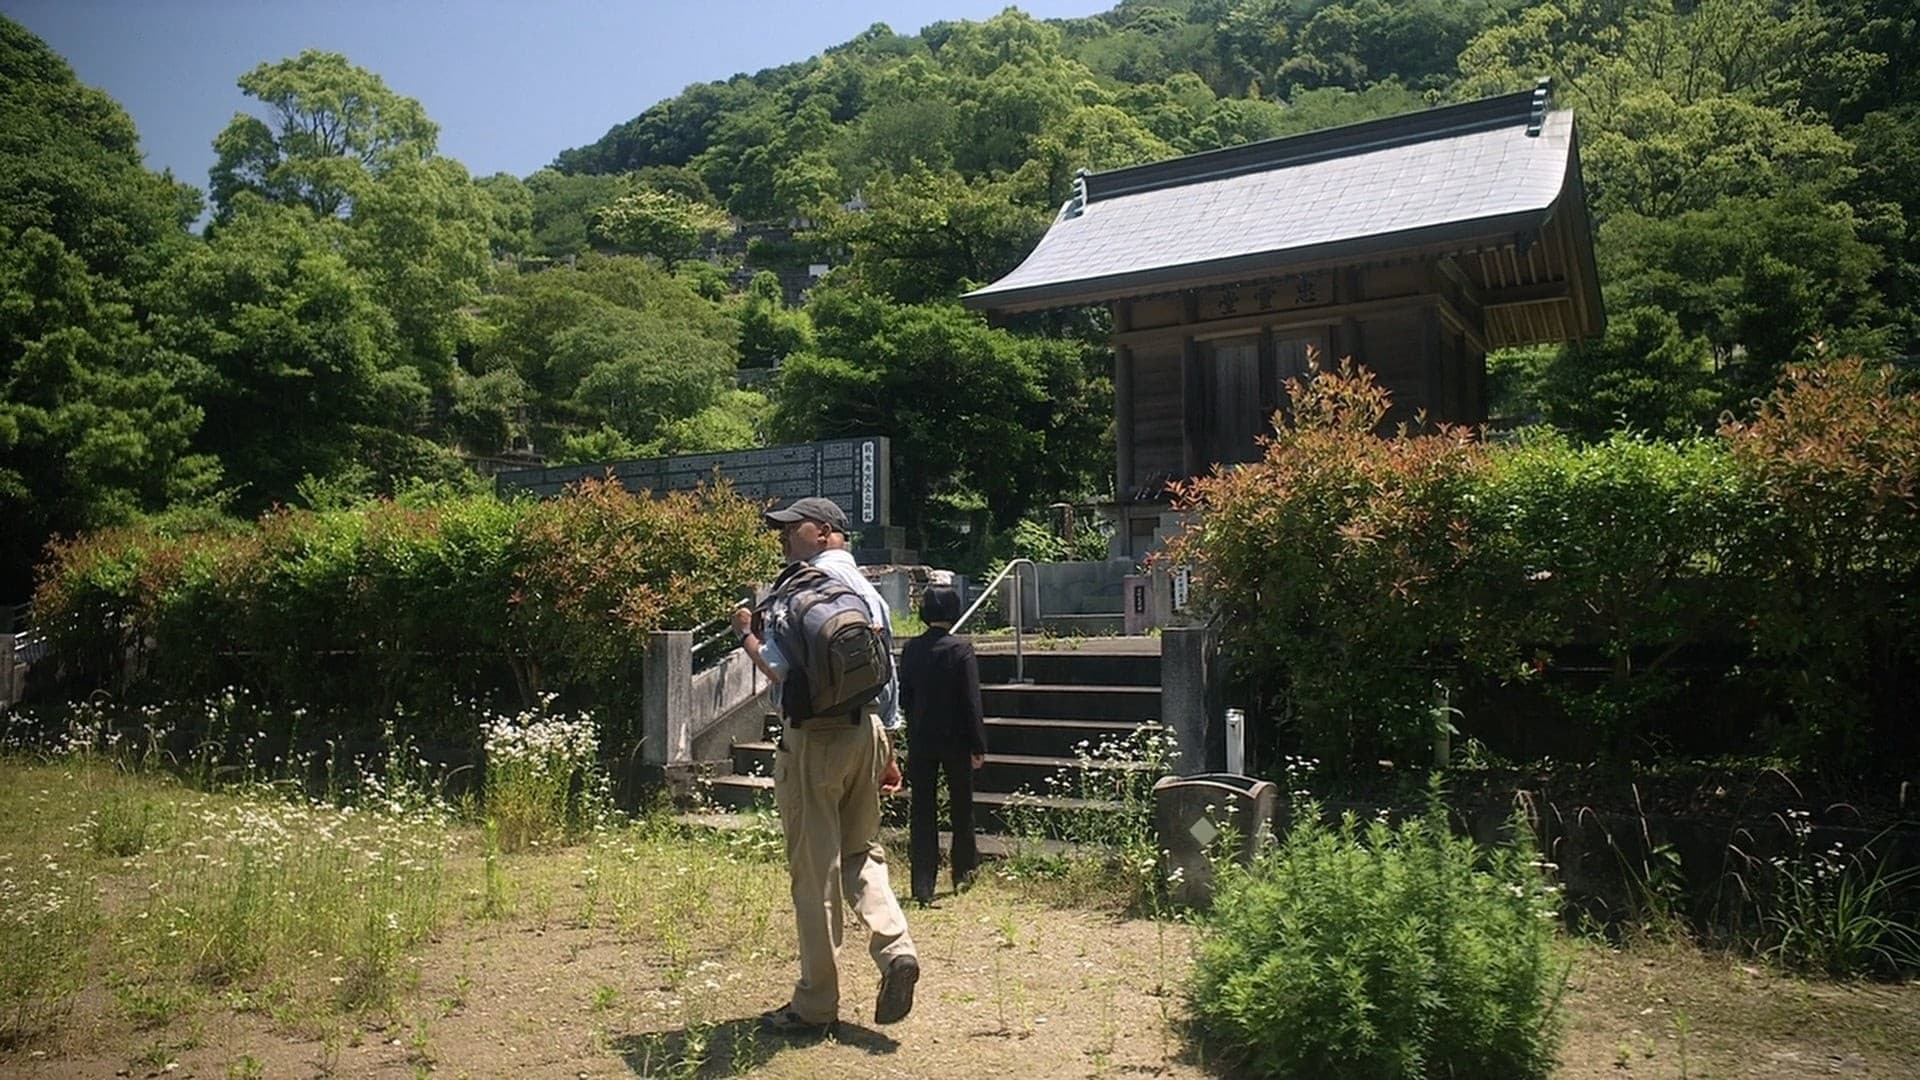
[{"left": 1196, "top": 271, "right": 1334, "bottom": 322}]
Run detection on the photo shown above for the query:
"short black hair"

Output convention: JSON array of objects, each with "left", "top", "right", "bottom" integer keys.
[{"left": 919, "top": 584, "right": 961, "bottom": 626}]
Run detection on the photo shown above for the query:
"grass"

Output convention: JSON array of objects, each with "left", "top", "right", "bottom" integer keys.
[{"left": 1, "top": 748, "right": 1916, "bottom": 1077}]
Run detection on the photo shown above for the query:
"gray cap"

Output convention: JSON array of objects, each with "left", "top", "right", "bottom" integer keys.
[{"left": 763, "top": 496, "right": 850, "bottom": 534}]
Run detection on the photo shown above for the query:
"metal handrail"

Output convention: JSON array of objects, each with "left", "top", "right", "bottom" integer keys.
[
  {"left": 689, "top": 611, "right": 733, "bottom": 655},
  {"left": 689, "top": 589, "right": 757, "bottom": 670},
  {"left": 952, "top": 557, "right": 1039, "bottom": 684}
]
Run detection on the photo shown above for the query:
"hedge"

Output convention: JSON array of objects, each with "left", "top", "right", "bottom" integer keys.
[
  {"left": 1168, "top": 359, "right": 1920, "bottom": 774},
  {"left": 30, "top": 478, "right": 781, "bottom": 740}
]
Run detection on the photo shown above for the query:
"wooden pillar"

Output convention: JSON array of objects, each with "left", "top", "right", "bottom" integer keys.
[
  {"left": 1113, "top": 300, "right": 1134, "bottom": 501},
  {"left": 1423, "top": 304, "right": 1444, "bottom": 428},
  {"left": 1180, "top": 291, "right": 1202, "bottom": 479},
  {"left": 1114, "top": 345, "right": 1134, "bottom": 499},
  {"left": 1256, "top": 326, "right": 1279, "bottom": 436}
]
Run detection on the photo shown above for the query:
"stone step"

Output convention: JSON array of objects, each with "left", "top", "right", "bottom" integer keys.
[
  {"left": 980, "top": 683, "right": 1161, "bottom": 724},
  {"left": 973, "top": 648, "right": 1161, "bottom": 687},
  {"left": 729, "top": 741, "right": 1155, "bottom": 795},
  {"left": 972, "top": 751, "right": 1156, "bottom": 795},
  {"left": 701, "top": 773, "right": 775, "bottom": 812},
  {"left": 982, "top": 716, "right": 1156, "bottom": 758},
  {"left": 698, "top": 774, "right": 1124, "bottom": 833}
]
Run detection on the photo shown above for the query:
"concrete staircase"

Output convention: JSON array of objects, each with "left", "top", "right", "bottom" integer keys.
[{"left": 700, "top": 640, "right": 1163, "bottom": 833}]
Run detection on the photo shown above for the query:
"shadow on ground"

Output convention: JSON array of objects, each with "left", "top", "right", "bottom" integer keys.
[{"left": 614, "top": 1016, "right": 899, "bottom": 1076}]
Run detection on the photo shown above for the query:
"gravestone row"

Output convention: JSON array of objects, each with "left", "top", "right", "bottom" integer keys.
[{"left": 493, "top": 436, "right": 914, "bottom": 565}]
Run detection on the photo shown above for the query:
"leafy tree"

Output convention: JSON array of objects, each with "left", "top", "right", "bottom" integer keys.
[
  {"left": 1212, "top": 0, "right": 1293, "bottom": 95},
  {"left": 448, "top": 366, "right": 527, "bottom": 454},
  {"left": 209, "top": 49, "right": 437, "bottom": 220},
  {"left": 591, "top": 188, "right": 734, "bottom": 266},
  {"left": 1188, "top": 94, "right": 1294, "bottom": 148},
  {"left": 524, "top": 168, "right": 624, "bottom": 257},
  {"left": 552, "top": 423, "right": 650, "bottom": 466},
  {"left": 1278, "top": 4, "right": 1370, "bottom": 92},
  {"left": 814, "top": 166, "right": 1054, "bottom": 304},
  {"left": 475, "top": 171, "right": 535, "bottom": 259},
  {"left": 1267, "top": 82, "right": 1429, "bottom": 137},
  {"left": 474, "top": 255, "right": 740, "bottom": 450},
  {"left": 1034, "top": 103, "right": 1179, "bottom": 181},
  {"left": 1536, "top": 306, "right": 1721, "bottom": 440},
  {"left": 693, "top": 102, "right": 785, "bottom": 220},
  {"left": 1848, "top": 105, "right": 1920, "bottom": 356},
  {"left": 736, "top": 271, "right": 814, "bottom": 367},
  {"left": 555, "top": 77, "right": 763, "bottom": 175},
  {"left": 629, "top": 164, "right": 716, "bottom": 204},
  {"left": 840, "top": 94, "right": 960, "bottom": 181},
  {"left": 1581, "top": 90, "right": 1855, "bottom": 219},
  {"left": 151, "top": 197, "right": 410, "bottom": 506},
  {"left": 347, "top": 156, "right": 491, "bottom": 380},
  {"left": 659, "top": 389, "right": 772, "bottom": 454},
  {"left": 1599, "top": 187, "right": 1891, "bottom": 395},
  {"left": 0, "top": 228, "right": 220, "bottom": 595},
  {"left": 0, "top": 18, "right": 215, "bottom": 597},
  {"left": 206, "top": 52, "right": 490, "bottom": 390},
  {"left": 569, "top": 342, "right": 732, "bottom": 446},
  {"left": 772, "top": 286, "right": 1107, "bottom": 548}
]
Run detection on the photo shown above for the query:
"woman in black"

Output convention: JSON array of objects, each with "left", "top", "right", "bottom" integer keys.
[{"left": 898, "top": 584, "right": 987, "bottom": 905}]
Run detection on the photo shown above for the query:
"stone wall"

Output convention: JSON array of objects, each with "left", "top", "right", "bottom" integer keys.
[{"left": 1027, "top": 558, "right": 1132, "bottom": 621}]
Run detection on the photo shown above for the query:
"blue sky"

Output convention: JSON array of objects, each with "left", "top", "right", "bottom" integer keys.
[{"left": 3, "top": 0, "right": 1106, "bottom": 189}]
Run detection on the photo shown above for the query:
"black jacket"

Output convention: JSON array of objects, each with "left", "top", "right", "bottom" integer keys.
[{"left": 898, "top": 628, "right": 988, "bottom": 758}]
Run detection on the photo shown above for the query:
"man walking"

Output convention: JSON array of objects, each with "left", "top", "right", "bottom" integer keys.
[{"left": 731, "top": 496, "right": 918, "bottom": 1034}]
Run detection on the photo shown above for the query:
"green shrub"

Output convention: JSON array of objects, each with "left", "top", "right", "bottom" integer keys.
[
  {"left": 1721, "top": 358, "right": 1920, "bottom": 764},
  {"left": 1188, "top": 794, "right": 1563, "bottom": 1079},
  {"left": 1166, "top": 360, "right": 1501, "bottom": 768},
  {"left": 1168, "top": 358, "right": 1920, "bottom": 773},
  {"left": 30, "top": 479, "right": 781, "bottom": 738},
  {"left": 1006, "top": 516, "right": 1111, "bottom": 563}
]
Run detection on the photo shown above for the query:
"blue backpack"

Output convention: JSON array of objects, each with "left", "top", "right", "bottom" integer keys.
[{"left": 757, "top": 562, "right": 892, "bottom": 723}]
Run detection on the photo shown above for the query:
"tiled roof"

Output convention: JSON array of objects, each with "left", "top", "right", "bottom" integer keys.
[{"left": 965, "top": 87, "right": 1579, "bottom": 312}]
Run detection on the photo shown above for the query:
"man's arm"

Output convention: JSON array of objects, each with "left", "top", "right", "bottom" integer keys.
[
  {"left": 880, "top": 728, "right": 902, "bottom": 794},
  {"left": 730, "top": 607, "right": 781, "bottom": 682}
]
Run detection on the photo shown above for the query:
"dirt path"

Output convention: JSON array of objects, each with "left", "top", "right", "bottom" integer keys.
[{"left": 2, "top": 765, "right": 1915, "bottom": 1079}]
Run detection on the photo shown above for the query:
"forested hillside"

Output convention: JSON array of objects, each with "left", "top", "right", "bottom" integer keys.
[{"left": 3, "top": 1, "right": 1916, "bottom": 597}]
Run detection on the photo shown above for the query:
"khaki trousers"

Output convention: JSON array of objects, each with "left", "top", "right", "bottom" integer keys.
[{"left": 772, "top": 711, "right": 915, "bottom": 1023}]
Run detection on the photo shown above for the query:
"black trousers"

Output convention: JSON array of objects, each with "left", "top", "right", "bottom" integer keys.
[{"left": 907, "top": 748, "right": 977, "bottom": 902}]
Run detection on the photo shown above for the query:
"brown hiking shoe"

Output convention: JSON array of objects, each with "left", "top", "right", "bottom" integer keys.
[
  {"left": 759, "top": 1004, "right": 834, "bottom": 1038},
  {"left": 874, "top": 954, "right": 919, "bottom": 1024}
]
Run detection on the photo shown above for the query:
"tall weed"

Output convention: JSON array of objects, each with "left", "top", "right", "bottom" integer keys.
[
  {"left": 482, "top": 701, "right": 607, "bottom": 852},
  {"left": 1752, "top": 813, "right": 1920, "bottom": 979}
]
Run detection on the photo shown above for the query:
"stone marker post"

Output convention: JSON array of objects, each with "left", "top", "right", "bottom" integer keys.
[
  {"left": 1161, "top": 625, "right": 1223, "bottom": 774},
  {"left": 642, "top": 630, "right": 693, "bottom": 768}
]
